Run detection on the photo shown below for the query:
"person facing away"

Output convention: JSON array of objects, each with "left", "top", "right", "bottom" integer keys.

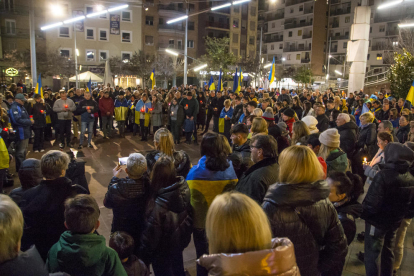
[
  {"left": 198, "top": 192, "right": 300, "bottom": 276},
  {"left": 47, "top": 194, "right": 127, "bottom": 276}
]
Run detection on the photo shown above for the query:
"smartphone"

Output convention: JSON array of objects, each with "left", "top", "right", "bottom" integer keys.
[{"left": 118, "top": 157, "right": 128, "bottom": 166}]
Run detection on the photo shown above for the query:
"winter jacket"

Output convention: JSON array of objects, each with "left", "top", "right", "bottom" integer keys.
[
  {"left": 114, "top": 98, "right": 129, "bottom": 121},
  {"left": 362, "top": 143, "right": 414, "bottom": 231},
  {"left": 77, "top": 98, "right": 99, "bottom": 123},
  {"left": 357, "top": 123, "right": 378, "bottom": 159},
  {"left": 219, "top": 107, "right": 233, "bottom": 135},
  {"left": 30, "top": 102, "right": 51, "bottom": 128},
  {"left": 122, "top": 255, "right": 150, "bottom": 276},
  {"left": 316, "top": 114, "right": 329, "bottom": 133},
  {"left": 71, "top": 94, "right": 84, "bottom": 106},
  {"left": 8, "top": 101, "right": 32, "bottom": 140},
  {"left": 292, "top": 105, "right": 303, "bottom": 120},
  {"left": 151, "top": 101, "right": 163, "bottom": 127},
  {"left": 211, "top": 97, "right": 225, "bottom": 117},
  {"left": 197, "top": 97, "right": 207, "bottom": 125},
  {"left": 278, "top": 93, "right": 291, "bottom": 104},
  {"left": 228, "top": 140, "right": 253, "bottom": 179},
  {"left": 334, "top": 200, "right": 362, "bottom": 245},
  {"left": 337, "top": 121, "right": 358, "bottom": 159},
  {"left": 375, "top": 108, "right": 390, "bottom": 122},
  {"left": 47, "top": 231, "right": 127, "bottom": 276},
  {"left": 139, "top": 177, "right": 193, "bottom": 263},
  {"left": 99, "top": 97, "right": 115, "bottom": 116},
  {"left": 198, "top": 238, "right": 300, "bottom": 276},
  {"left": 180, "top": 97, "right": 199, "bottom": 119},
  {"left": 326, "top": 148, "right": 348, "bottom": 174},
  {"left": 232, "top": 103, "right": 244, "bottom": 124},
  {"left": 53, "top": 98, "right": 76, "bottom": 120},
  {"left": 146, "top": 150, "right": 191, "bottom": 179},
  {"left": 262, "top": 181, "right": 348, "bottom": 276},
  {"left": 104, "top": 176, "right": 150, "bottom": 246},
  {"left": 235, "top": 157, "right": 279, "bottom": 204},
  {"left": 364, "top": 149, "right": 384, "bottom": 187},
  {"left": 0, "top": 246, "right": 49, "bottom": 276},
  {"left": 397, "top": 124, "right": 410, "bottom": 144},
  {"left": 186, "top": 156, "right": 238, "bottom": 228},
  {"left": 19, "top": 177, "right": 87, "bottom": 260}
]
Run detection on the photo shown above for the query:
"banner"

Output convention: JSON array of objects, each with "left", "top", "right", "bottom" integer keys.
[
  {"left": 72, "top": 10, "right": 84, "bottom": 32},
  {"left": 110, "top": 14, "right": 120, "bottom": 35}
]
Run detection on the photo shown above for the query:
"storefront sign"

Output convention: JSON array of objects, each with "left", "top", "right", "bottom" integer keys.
[
  {"left": 110, "top": 14, "right": 120, "bottom": 35},
  {"left": 5, "top": 68, "right": 18, "bottom": 76}
]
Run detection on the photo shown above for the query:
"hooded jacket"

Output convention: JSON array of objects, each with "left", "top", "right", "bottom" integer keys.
[
  {"left": 47, "top": 231, "right": 127, "bottom": 276},
  {"left": 146, "top": 150, "right": 191, "bottom": 179},
  {"left": 198, "top": 238, "right": 300, "bottom": 276},
  {"left": 0, "top": 246, "right": 49, "bottom": 276},
  {"left": 262, "top": 181, "right": 348, "bottom": 276},
  {"left": 8, "top": 101, "right": 32, "bottom": 140},
  {"left": 326, "top": 148, "right": 348, "bottom": 174},
  {"left": 228, "top": 140, "right": 253, "bottom": 179},
  {"left": 362, "top": 143, "right": 414, "bottom": 231},
  {"left": 357, "top": 123, "right": 378, "bottom": 158},
  {"left": 335, "top": 200, "right": 362, "bottom": 246},
  {"left": 337, "top": 121, "right": 358, "bottom": 158},
  {"left": 396, "top": 124, "right": 410, "bottom": 144}
]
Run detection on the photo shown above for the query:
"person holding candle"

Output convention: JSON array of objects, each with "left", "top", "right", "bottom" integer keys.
[
  {"left": 151, "top": 96, "right": 163, "bottom": 134},
  {"left": 53, "top": 90, "right": 76, "bottom": 149},
  {"left": 114, "top": 92, "right": 129, "bottom": 138},
  {"left": 196, "top": 92, "right": 206, "bottom": 131},
  {"left": 135, "top": 93, "right": 151, "bottom": 141},
  {"left": 180, "top": 91, "right": 199, "bottom": 145},
  {"left": 169, "top": 98, "right": 183, "bottom": 144},
  {"left": 30, "top": 94, "right": 51, "bottom": 153},
  {"left": 99, "top": 91, "right": 115, "bottom": 139},
  {"left": 77, "top": 92, "right": 99, "bottom": 149},
  {"left": 219, "top": 99, "right": 234, "bottom": 142}
]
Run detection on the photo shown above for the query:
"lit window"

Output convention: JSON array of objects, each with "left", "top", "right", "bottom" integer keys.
[
  {"left": 376, "top": 53, "right": 383, "bottom": 60},
  {"left": 121, "top": 52, "right": 132, "bottom": 62},
  {"left": 121, "top": 31, "right": 132, "bottom": 43},
  {"left": 86, "top": 49, "right": 96, "bottom": 61},
  {"left": 100, "top": 51, "right": 108, "bottom": 61}
]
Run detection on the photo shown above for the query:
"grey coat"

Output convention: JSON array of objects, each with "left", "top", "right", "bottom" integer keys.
[
  {"left": 151, "top": 101, "right": 163, "bottom": 127},
  {"left": 53, "top": 98, "right": 76, "bottom": 120}
]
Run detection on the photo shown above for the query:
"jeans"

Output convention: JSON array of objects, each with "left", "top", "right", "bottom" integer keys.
[
  {"left": 193, "top": 228, "right": 209, "bottom": 276},
  {"left": 393, "top": 218, "right": 412, "bottom": 270},
  {"left": 171, "top": 120, "right": 179, "bottom": 142},
  {"left": 33, "top": 127, "right": 44, "bottom": 151},
  {"left": 15, "top": 139, "right": 28, "bottom": 172},
  {"left": 117, "top": 121, "right": 126, "bottom": 135},
  {"left": 80, "top": 121, "right": 94, "bottom": 145},
  {"left": 152, "top": 250, "right": 186, "bottom": 276},
  {"left": 102, "top": 116, "right": 113, "bottom": 137},
  {"left": 72, "top": 115, "right": 81, "bottom": 138},
  {"left": 59, "top": 119, "right": 72, "bottom": 145},
  {"left": 204, "top": 111, "right": 213, "bottom": 132},
  {"left": 365, "top": 222, "right": 397, "bottom": 276}
]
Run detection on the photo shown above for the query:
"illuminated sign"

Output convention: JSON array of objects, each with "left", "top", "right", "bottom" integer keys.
[{"left": 5, "top": 68, "right": 19, "bottom": 76}]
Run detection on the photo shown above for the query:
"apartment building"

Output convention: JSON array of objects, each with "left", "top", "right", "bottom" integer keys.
[{"left": 259, "top": 0, "right": 328, "bottom": 77}]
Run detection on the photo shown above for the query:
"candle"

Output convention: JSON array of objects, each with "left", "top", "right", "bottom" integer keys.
[
  {"left": 64, "top": 104, "right": 68, "bottom": 108},
  {"left": 363, "top": 157, "right": 367, "bottom": 165},
  {"left": 200, "top": 101, "right": 203, "bottom": 104},
  {"left": 141, "top": 108, "right": 145, "bottom": 112},
  {"left": 3, "top": 128, "right": 8, "bottom": 132},
  {"left": 30, "top": 115, "right": 34, "bottom": 122},
  {"left": 40, "top": 110, "right": 44, "bottom": 114},
  {"left": 186, "top": 104, "right": 188, "bottom": 108},
  {"left": 87, "top": 106, "right": 90, "bottom": 110},
  {"left": 171, "top": 112, "right": 174, "bottom": 115}
]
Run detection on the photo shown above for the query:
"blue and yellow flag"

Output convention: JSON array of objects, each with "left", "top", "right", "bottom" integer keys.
[
  {"left": 268, "top": 56, "right": 275, "bottom": 85},
  {"left": 34, "top": 74, "right": 43, "bottom": 98},
  {"left": 239, "top": 68, "right": 243, "bottom": 91},
  {"left": 208, "top": 76, "right": 215, "bottom": 91},
  {"left": 217, "top": 68, "right": 223, "bottom": 92},
  {"left": 86, "top": 77, "right": 92, "bottom": 94},
  {"left": 406, "top": 80, "right": 414, "bottom": 104},
  {"left": 150, "top": 69, "right": 155, "bottom": 89},
  {"left": 233, "top": 68, "right": 239, "bottom": 93}
]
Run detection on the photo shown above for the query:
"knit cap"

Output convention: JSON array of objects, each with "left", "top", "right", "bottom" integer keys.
[
  {"left": 283, "top": 108, "right": 295, "bottom": 118},
  {"left": 302, "top": 115, "right": 319, "bottom": 134},
  {"left": 319, "top": 128, "right": 340, "bottom": 148},
  {"left": 262, "top": 111, "right": 275, "bottom": 121},
  {"left": 277, "top": 122, "right": 288, "bottom": 136}
]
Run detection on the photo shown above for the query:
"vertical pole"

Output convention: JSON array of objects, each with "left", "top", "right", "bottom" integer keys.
[
  {"left": 327, "top": 37, "right": 331, "bottom": 82},
  {"left": 258, "top": 25, "right": 263, "bottom": 88},
  {"left": 184, "top": 4, "right": 188, "bottom": 85},
  {"left": 74, "top": 24, "right": 78, "bottom": 89},
  {"left": 29, "top": 0, "right": 37, "bottom": 88}
]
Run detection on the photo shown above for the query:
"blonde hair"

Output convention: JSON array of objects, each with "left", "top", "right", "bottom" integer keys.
[
  {"left": 265, "top": 107, "right": 273, "bottom": 114},
  {"left": 292, "top": 121, "right": 310, "bottom": 145},
  {"left": 318, "top": 144, "right": 337, "bottom": 160},
  {"left": 206, "top": 192, "right": 272, "bottom": 254},
  {"left": 154, "top": 128, "right": 175, "bottom": 157},
  {"left": 279, "top": 146, "right": 325, "bottom": 184},
  {"left": 252, "top": 108, "right": 263, "bottom": 117},
  {"left": 0, "top": 194, "right": 24, "bottom": 263},
  {"left": 251, "top": 117, "right": 268, "bottom": 135},
  {"left": 360, "top": 112, "right": 374, "bottom": 123},
  {"left": 224, "top": 99, "right": 231, "bottom": 108},
  {"left": 263, "top": 93, "right": 269, "bottom": 99}
]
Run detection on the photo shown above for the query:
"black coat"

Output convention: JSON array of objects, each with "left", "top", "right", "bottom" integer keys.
[
  {"left": 357, "top": 123, "right": 378, "bottom": 159},
  {"left": 262, "top": 180, "right": 348, "bottom": 276},
  {"left": 139, "top": 177, "right": 193, "bottom": 263},
  {"left": 375, "top": 108, "right": 389, "bottom": 121},
  {"left": 104, "top": 176, "right": 150, "bottom": 246},
  {"left": 236, "top": 157, "right": 279, "bottom": 204},
  {"left": 335, "top": 200, "right": 362, "bottom": 245},
  {"left": 211, "top": 97, "right": 225, "bottom": 117},
  {"left": 19, "top": 177, "right": 86, "bottom": 260},
  {"left": 232, "top": 103, "right": 244, "bottom": 124},
  {"left": 228, "top": 140, "right": 253, "bottom": 179},
  {"left": 396, "top": 124, "right": 410, "bottom": 144},
  {"left": 292, "top": 105, "right": 303, "bottom": 120},
  {"left": 146, "top": 150, "right": 191, "bottom": 179},
  {"left": 337, "top": 121, "right": 358, "bottom": 158},
  {"left": 316, "top": 114, "right": 330, "bottom": 133},
  {"left": 30, "top": 102, "right": 51, "bottom": 128}
]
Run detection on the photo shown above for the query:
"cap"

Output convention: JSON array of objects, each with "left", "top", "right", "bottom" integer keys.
[
  {"left": 15, "top": 93, "right": 26, "bottom": 102},
  {"left": 119, "top": 91, "right": 125, "bottom": 96}
]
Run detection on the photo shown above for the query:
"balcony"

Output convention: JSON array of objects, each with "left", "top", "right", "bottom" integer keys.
[
  {"left": 0, "top": 27, "right": 45, "bottom": 39},
  {"left": 386, "top": 30, "right": 399, "bottom": 36},
  {"left": 158, "top": 4, "right": 185, "bottom": 13},
  {"left": 330, "top": 8, "right": 351, "bottom": 16},
  {"left": 371, "top": 44, "right": 393, "bottom": 51},
  {"left": 284, "top": 21, "right": 313, "bottom": 29},
  {"left": 304, "top": 9, "right": 313, "bottom": 14},
  {"left": 301, "top": 59, "right": 310, "bottom": 63},
  {"left": 158, "top": 24, "right": 185, "bottom": 33},
  {"left": 374, "top": 14, "right": 409, "bottom": 23},
  {"left": 267, "top": 13, "right": 284, "bottom": 21},
  {"left": 283, "top": 45, "right": 312, "bottom": 52},
  {"left": 330, "top": 34, "right": 349, "bottom": 40},
  {"left": 330, "top": 22, "right": 340, "bottom": 28},
  {"left": 286, "top": 0, "right": 313, "bottom": 7},
  {"left": 205, "top": 21, "right": 230, "bottom": 30},
  {"left": 265, "top": 36, "right": 284, "bottom": 43},
  {"left": 302, "top": 33, "right": 312, "bottom": 39},
  {"left": 330, "top": 58, "right": 344, "bottom": 65}
]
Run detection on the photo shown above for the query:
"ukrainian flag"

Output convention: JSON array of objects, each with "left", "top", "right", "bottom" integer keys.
[
  {"left": 406, "top": 80, "right": 414, "bottom": 105},
  {"left": 208, "top": 76, "right": 215, "bottom": 91},
  {"left": 239, "top": 68, "right": 243, "bottom": 91},
  {"left": 268, "top": 56, "right": 275, "bottom": 85},
  {"left": 233, "top": 68, "right": 239, "bottom": 93},
  {"left": 150, "top": 69, "right": 155, "bottom": 89},
  {"left": 86, "top": 77, "right": 92, "bottom": 94},
  {"left": 217, "top": 68, "right": 223, "bottom": 92},
  {"left": 34, "top": 74, "right": 43, "bottom": 98}
]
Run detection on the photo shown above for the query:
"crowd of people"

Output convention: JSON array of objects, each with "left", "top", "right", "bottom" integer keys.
[{"left": 1, "top": 83, "right": 414, "bottom": 276}]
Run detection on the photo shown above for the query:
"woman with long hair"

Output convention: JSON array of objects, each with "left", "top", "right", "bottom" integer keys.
[
  {"left": 292, "top": 96, "right": 303, "bottom": 120},
  {"left": 262, "top": 146, "right": 348, "bottom": 276},
  {"left": 146, "top": 128, "right": 191, "bottom": 178},
  {"left": 198, "top": 192, "right": 300, "bottom": 275},
  {"left": 302, "top": 100, "right": 314, "bottom": 118},
  {"left": 186, "top": 132, "right": 238, "bottom": 276},
  {"left": 291, "top": 120, "right": 311, "bottom": 145},
  {"left": 140, "top": 157, "right": 192, "bottom": 276},
  {"left": 319, "top": 129, "right": 348, "bottom": 174},
  {"left": 251, "top": 117, "right": 268, "bottom": 137}
]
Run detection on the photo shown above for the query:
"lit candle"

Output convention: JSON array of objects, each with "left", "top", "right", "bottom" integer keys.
[
  {"left": 141, "top": 108, "right": 145, "bottom": 112},
  {"left": 30, "top": 115, "right": 34, "bottom": 122},
  {"left": 87, "top": 106, "right": 90, "bottom": 110},
  {"left": 186, "top": 104, "right": 188, "bottom": 108},
  {"left": 171, "top": 112, "right": 174, "bottom": 115},
  {"left": 200, "top": 101, "right": 203, "bottom": 104},
  {"left": 363, "top": 157, "right": 367, "bottom": 165},
  {"left": 3, "top": 128, "right": 8, "bottom": 132},
  {"left": 64, "top": 104, "right": 68, "bottom": 108},
  {"left": 40, "top": 110, "right": 44, "bottom": 114}
]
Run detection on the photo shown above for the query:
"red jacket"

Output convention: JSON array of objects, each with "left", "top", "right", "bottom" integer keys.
[
  {"left": 285, "top": 117, "right": 295, "bottom": 137},
  {"left": 318, "top": 157, "right": 328, "bottom": 178},
  {"left": 99, "top": 97, "right": 114, "bottom": 116}
]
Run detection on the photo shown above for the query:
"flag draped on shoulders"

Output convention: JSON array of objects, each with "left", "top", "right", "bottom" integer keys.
[{"left": 35, "top": 74, "right": 43, "bottom": 98}]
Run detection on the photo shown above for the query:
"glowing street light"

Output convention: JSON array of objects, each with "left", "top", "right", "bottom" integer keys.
[
  {"left": 211, "top": 3, "right": 232, "bottom": 10},
  {"left": 107, "top": 4, "right": 129, "bottom": 12},
  {"left": 167, "top": 15, "right": 188, "bottom": 24},
  {"left": 399, "top": 22, "right": 414, "bottom": 28},
  {"left": 378, "top": 0, "right": 403, "bottom": 9},
  {"left": 165, "top": 49, "right": 179, "bottom": 56},
  {"left": 86, "top": 10, "right": 108, "bottom": 18},
  {"left": 63, "top": 16, "right": 85, "bottom": 24},
  {"left": 40, "top": 22, "right": 63, "bottom": 31},
  {"left": 193, "top": 64, "right": 208, "bottom": 71},
  {"left": 233, "top": 0, "right": 251, "bottom": 4}
]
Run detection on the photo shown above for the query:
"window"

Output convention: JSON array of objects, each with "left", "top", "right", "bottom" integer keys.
[
  {"left": 393, "top": 41, "right": 398, "bottom": 46},
  {"left": 5, "top": 19, "right": 16, "bottom": 35},
  {"left": 234, "top": 6, "right": 239, "bottom": 13},
  {"left": 59, "top": 48, "right": 71, "bottom": 58},
  {"left": 376, "top": 53, "right": 383, "bottom": 60},
  {"left": 187, "top": 40, "right": 194, "bottom": 48},
  {"left": 121, "top": 52, "right": 132, "bottom": 62},
  {"left": 99, "top": 29, "right": 108, "bottom": 41},
  {"left": 296, "top": 54, "right": 300, "bottom": 60},
  {"left": 289, "top": 31, "right": 292, "bottom": 37},
  {"left": 249, "top": 36, "right": 254, "bottom": 45},
  {"left": 169, "top": 39, "right": 174, "bottom": 48},
  {"left": 379, "top": 25, "right": 385, "bottom": 32},
  {"left": 189, "top": 4, "right": 195, "bottom": 11},
  {"left": 345, "top": 16, "right": 350, "bottom": 23},
  {"left": 287, "top": 54, "right": 291, "bottom": 60},
  {"left": 99, "top": 50, "right": 109, "bottom": 61},
  {"left": 299, "top": 5, "right": 303, "bottom": 11},
  {"left": 298, "top": 30, "right": 302, "bottom": 36},
  {"left": 85, "top": 27, "right": 95, "bottom": 40},
  {"left": 290, "top": 8, "right": 294, "bottom": 13},
  {"left": 367, "top": 54, "right": 370, "bottom": 60},
  {"left": 272, "top": 22, "right": 275, "bottom": 28},
  {"left": 250, "top": 21, "right": 255, "bottom": 31},
  {"left": 178, "top": 40, "right": 182, "bottom": 50},
  {"left": 343, "top": 42, "right": 347, "bottom": 48},
  {"left": 145, "top": 35, "right": 154, "bottom": 45},
  {"left": 188, "top": 21, "right": 195, "bottom": 30},
  {"left": 121, "top": 31, "right": 132, "bottom": 43},
  {"left": 271, "top": 44, "right": 275, "bottom": 50},
  {"left": 58, "top": 26, "right": 70, "bottom": 38},
  {"left": 4, "top": 0, "right": 14, "bottom": 10},
  {"left": 233, "top": 33, "right": 239, "bottom": 43},
  {"left": 250, "top": 6, "right": 256, "bottom": 16},
  {"left": 86, "top": 49, "right": 96, "bottom": 62},
  {"left": 232, "top": 48, "right": 238, "bottom": 56},
  {"left": 146, "top": 16, "right": 154, "bottom": 25},
  {"left": 279, "top": 43, "right": 283, "bottom": 49},
  {"left": 122, "top": 10, "right": 132, "bottom": 22},
  {"left": 233, "top": 19, "right": 239, "bottom": 28},
  {"left": 86, "top": 6, "right": 94, "bottom": 14}
]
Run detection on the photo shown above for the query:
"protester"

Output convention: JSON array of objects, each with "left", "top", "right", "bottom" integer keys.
[
  {"left": 196, "top": 91, "right": 207, "bottom": 131},
  {"left": 150, "top": 96, "right": 163, "bottom": 134},
  {"left": 136, "top": 93, "right": 151, "bottom": 141},
  {"left": 219, "top": 99, "right": 233, "bottom": 142},
  {"left": 99, "top": 90, "right": 115, "bottom": 139},
  {"left": 301, "top": 115, "right": 319, "bottom": 134},
  {"left": 396, "top": 114, "right": 410, "bottom": 143},
  {"left": 114, "top": 92, "right": 129, "bottom": 138},
  {"left": 228, "top": 124, "right": 253, "bottom": 178},
  {"left": 315, "top": 104, "right": 329, "bottom": 132},
  {"left": 377, "top": 120, "right": 398, "bottom": 142},
  {"left": 251, "top": 117, "right": 268, "bottom": 137},
  {"left": 319, "top": 128, "right": 348, "bottom": 173},
  {"left": 9, "top": 158, "right": 42, "bottom": 204},
  {"left": 181, "top": 91, "right": 199, "bottom": 145},
  {"left": 291, "top": 120, "right": 310, "bottom": 145},
  {"left": 336, "top": 113, "right": 358, "bottom": 159},
  {"left": 31, "top": 94, "right": 50, "bottom": 152},
  {"left": 71, "top": 89, "right": 84, "bottom": 141},
  {"left": 77, "top": 92, "right": 99, "bottom": 148},
  {"left": 53, "top": 90, "right": 76, "bottom": 149}
]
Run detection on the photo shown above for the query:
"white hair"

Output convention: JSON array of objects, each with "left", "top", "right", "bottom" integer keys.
[
  {"left": 338, "top": 113, "right": 350, "bottom": 123},
  {"left": 127, "top": 153, "right": 147, "bottom": 179}
]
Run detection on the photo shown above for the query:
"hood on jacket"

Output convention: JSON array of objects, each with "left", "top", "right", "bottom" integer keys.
[
  {"left": 337, "top": 121, "right": 358, "bottom": 131},
  {"left": 156, "top": 176, "right": 190, "bottom": 213},
  {"left": 263, "top": 180, "right": 329, "bottom": 207},
  {"left": 56, "top": 231, "right": 107, "bottom": 268},
  {"left": 18, "top": 158, "right": 42, "bottom": 189},
  {"left": 197, "top": 238, "right": 300, "bottom": 276},
  {"left": 383, "top": 142, "right": 414, "bottom": 173},
  {"left": 335, "top": 199, "right": 363, "bottom": 219}
]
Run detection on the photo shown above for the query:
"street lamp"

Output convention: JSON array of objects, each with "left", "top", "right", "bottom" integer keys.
[
  {"left": 378, "top": 0, "right": 403, "bottom": 9},
  {"left": 399, "top": 22, "right": 414, "bottom": 28},
  {"left": 165, "top": 49, "right": 179, "bottom": 56},
  {"left": 193, "top": 64, "right": 208, "bottom": 71},
  {"left": 335, "top": 70, "right": 342, "bottom": 75}
]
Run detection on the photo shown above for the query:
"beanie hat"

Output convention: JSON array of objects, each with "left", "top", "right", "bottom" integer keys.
[
  {"left": 18, "top": 158, "right": 42, "bottom": 189},
  {"left": 319, "top": 128, "right": 340, "bottom": 148},
  {"left": 262, "top": 111, "right": 274, "bottom": 121},
  {"left": 277, "top": 122, "right": 289, "bottom": 136},
  {"left": 302, "top": 115, "right": 319, "bottom": 134},
  {"left": 283, "top": 108, "right": 295, "bottom": 118}
]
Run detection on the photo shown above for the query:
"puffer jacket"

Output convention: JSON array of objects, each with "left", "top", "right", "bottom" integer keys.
[
  {"left": 262, "top": 181, "right": 348, "bottom": 276},
  {"left": 362, "top": 142, "right": 414, "bottom": 231},
  {"left": 198, "top": 238, "right": 300, "bottom": 276},
  {"left": 357, "top": 123, "right": 378, "bottom": 159},
  {"left": 396, "top": 124, "right": 410, "bottom": 144},
  {"left": 337, "top": 121, "right": 358, "bottom": 159},
  {"left": 326, "top": 148, "right": 348, "bottom": 174},
  {"left": 146, "top": 150, "right": 191, "bottom": 178},
  {"left": 228, "top": 140, "right": 253, "bottom": 179},
  {"left": 139, "top": 177, "right": 193, "bottom": 263},
  {"left": 104, "top": 176, "right": 150, "bottom": 248}
]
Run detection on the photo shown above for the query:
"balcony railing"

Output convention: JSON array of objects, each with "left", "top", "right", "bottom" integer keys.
[
  {"left": 158, "top": 24, "right": 185, "bottom": 32},
  {"left": 304, "top": 9, "right": 313, "bottom": 14},
  {"left": 284, "top": 21, "right": 313, "bottom": 29},
  {"left": 386, "top": 30, "right": 399, "bottom": 36},
  {"left": 329, "top": 34, "right": 349, "bottom": 40},
  {"left": 265, "top": 36, "right": 284, "bottom": 43},
  {"left": 301, "top": 59, "right": 310, "bottom": 63},
  {"left": 267, "top": 13, "right": 284, "bottom": 20},
  {"left": 374, "top": 14, "right": 410, "bottom": 23},
  {"left": 330, "top": 22, "right": 340, "bottom": 28},
  {"left": 302, "top": 34, "right": 312, "bottom": 39},
  {"left": 205, "top": 21, "right": 230, "bottom": 29},
  {"left": 371, "top": 44, "right": 393, "bottom": 51},
  {"left": 0, "top": 27, "right": 45, "bottom": 39},
  {"left": 330, "top": 8, "right": 351, "bottom": 16},
  {"left": 286, "top": 0, "right": 312, "bottom": 7},
  {"left": 283, "top": 45, "right": 312, "bottom": 52},
  {"left": 158, "top": 4, "right": 185, "bottom": 13}
]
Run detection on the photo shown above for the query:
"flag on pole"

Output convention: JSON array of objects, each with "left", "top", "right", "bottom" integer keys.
[
  {"left": 86, "top": 77, "right": 92, "bottom": 94},
  {"left": 34, "top": 74, "right": 43, "bottom": 98},
  {"left": 239, "top": 68, "right": 243, "bottom": 91},
  {"left": 217, "top": 68, "right": 223, "bottom": 92},
  {"left": 406, "top": 80, "right": 414, "bottom": 104},
  {"left": 268, "top": 56, "right": 275, "bottom": 85},
  {"left": 361, "top": 103, "right": 370, "bottom": 115},
  {"left": 233, "top": 68, "right": 239, "bottom": 93},
  {"left": 150, "top": 69, "right": 155, "bottom": 89},
  {"left": 208, "top": 76, "right": 215, "bottom": 91}
]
